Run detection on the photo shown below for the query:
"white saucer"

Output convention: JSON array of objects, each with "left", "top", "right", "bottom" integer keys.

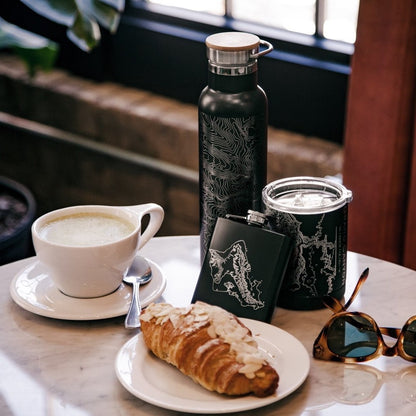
[
  {"left": 10, "top": 258, "right": 166, "bottom": 321},
  {"left": 115, "top": 318, "right": 310, "bottom": 413}
]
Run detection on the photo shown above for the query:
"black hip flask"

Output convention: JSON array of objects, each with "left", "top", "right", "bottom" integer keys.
[{"left": 192, "top": 211, "right": 293, "bottom": 322}]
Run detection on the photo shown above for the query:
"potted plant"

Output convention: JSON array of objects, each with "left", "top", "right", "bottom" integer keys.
[
  {"left": 0, "top": 0, "right": 125, "bottom": 76},
  {"left": 0, "top": 176, "right": 36, "bottom": 265}
]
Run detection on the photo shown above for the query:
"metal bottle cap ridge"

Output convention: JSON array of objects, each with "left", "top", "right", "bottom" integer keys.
[{"left": 206, "top": 32, "right": 273, "bottom": 76}]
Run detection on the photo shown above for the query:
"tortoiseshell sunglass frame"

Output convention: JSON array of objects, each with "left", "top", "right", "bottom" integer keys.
[{"left": 313, "top": 268, "right": 416, "bottom": 363}]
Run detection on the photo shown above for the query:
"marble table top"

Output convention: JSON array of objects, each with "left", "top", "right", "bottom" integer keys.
[{"left": 1, "top": 235, "right": 416, "bottom": 415}]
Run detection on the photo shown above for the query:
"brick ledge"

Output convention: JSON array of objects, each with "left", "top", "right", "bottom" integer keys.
[{"left": 0, "top": 53, "right": 343, "bottom": 180}]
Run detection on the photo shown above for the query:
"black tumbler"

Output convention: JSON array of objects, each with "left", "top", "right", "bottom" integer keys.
[{"left": 262, "top": 176, "right": 353, "bottom": 310}]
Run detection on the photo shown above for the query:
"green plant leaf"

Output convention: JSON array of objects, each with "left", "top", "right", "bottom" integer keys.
[
  {"left": 14, "top": 45, "right": 59, "bottom": 77},
  {"left": 67, "top": 10, "right": 100, "bottom": 51},
  {"left": 0, "top": 17, "right": 58, "bottom": 77},
  {"left": 0, "top": 17, "right": 53, "bottom": 49},
  {"left": 77, "top": 0, "right": 122, "bottom": 34},
  {"left": 21, "top": 0, "right": 76, "bottom": 26},
  {"left": 20, "top": 0, "right": 125, "bottom": 49},
  {"left": 98, "top": 0, "right": 124, "bottom": 12}
]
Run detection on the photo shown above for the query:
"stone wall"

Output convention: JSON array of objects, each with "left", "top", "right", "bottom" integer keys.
[{"left": 0, "top": 54, "right": 343, "bottom": 236}]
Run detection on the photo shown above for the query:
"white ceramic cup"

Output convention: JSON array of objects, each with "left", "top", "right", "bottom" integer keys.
[{"left": 31, "top": 203, "right": 164, "bottom": 298}]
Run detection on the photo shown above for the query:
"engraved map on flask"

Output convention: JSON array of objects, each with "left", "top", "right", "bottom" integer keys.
[
  {"left": 274, "top": 212, "right": 338, "bottom": 296},
  {"left": 208, "top": 240, "right": 265, "bottom": 310},
  {"left": 200, "top": 114, "right": 258, "bottom": 254}
]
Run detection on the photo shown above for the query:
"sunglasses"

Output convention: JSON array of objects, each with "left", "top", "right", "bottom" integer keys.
[{"left": 313, "top": 268, "right": 416, "bottom": 363}]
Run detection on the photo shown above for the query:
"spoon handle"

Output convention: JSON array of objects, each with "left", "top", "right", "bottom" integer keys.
[{"left": 125, "top": 282, "right": 142, "bottom": 328}]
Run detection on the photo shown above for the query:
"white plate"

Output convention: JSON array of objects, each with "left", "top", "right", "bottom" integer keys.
[
  {"left": 9, "top": 257, "right": 166, "bottom": 321},
  {"left": 115, "top": 318, "right": 310, "bottom": 414}
]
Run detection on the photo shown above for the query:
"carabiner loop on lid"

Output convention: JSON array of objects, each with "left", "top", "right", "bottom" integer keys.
[{"left": 251, "top": 39, "right": 274, "bottom": 59}]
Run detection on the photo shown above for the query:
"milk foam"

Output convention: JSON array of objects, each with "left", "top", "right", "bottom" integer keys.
[{"left": 40, "top": 213, "right": 135, "bottom": 246}]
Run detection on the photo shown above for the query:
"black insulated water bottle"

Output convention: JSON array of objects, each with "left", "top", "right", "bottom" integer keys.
[{"left": 198, "top": 31, "right": 273, "bottom": 260}]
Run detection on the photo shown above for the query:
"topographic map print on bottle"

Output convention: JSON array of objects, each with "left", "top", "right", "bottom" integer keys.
[
  {"left": 208, "top": 240, "right": 265, "bottom": 310},
  {"left": 268, "top": 209, "right": 347, "bottom": 303},
  {"left": 199, "top": 113, "right": 264, "bottom": 256}
]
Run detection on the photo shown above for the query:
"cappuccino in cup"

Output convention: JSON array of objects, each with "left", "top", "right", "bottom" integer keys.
[
  {"left": 32, "top": 204, "right": 164, "bottom": 298},
  {"left": 39, "top": 213, "right": 136, "bottom": 246}
]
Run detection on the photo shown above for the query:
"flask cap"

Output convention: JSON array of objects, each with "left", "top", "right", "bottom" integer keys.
[{"left": 206, "top": 32, "right": 273, "bottom": 76}]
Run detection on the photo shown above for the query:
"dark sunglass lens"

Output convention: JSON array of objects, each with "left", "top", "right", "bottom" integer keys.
[
  {"left": 327, "top": 315, "right": 378, "bottom": 358},
  {"left": 403, "top": 321, "right": 416, "bottom": 357}
]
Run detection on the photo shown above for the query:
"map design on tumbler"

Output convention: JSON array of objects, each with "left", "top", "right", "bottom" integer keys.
[
  {"left": 208, "top": 240, "right": 265, "bottom": 310},
  {"left": 199, "top": 114, "right": 259, "bottom": 256},
  {"left": 275, "top": 212, "right": 337, "bottom": 297}
]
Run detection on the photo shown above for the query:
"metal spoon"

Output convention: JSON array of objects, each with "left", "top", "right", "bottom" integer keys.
[{"left": 123, "top": 256, "right": 152, "bottom": 329}]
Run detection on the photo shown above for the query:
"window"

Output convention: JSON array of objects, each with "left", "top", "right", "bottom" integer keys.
[
  {"left": 121, "top": 0, "right": 357, "bottom": 143},
  {"left": 147, "top": 0, "right": 360, "bottom": 44},
  {"left": 0, "top": 0, "right": 358, "bottom": 144}
]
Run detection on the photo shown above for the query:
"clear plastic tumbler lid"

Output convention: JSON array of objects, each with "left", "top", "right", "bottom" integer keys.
[{"left": 262, "top": 176, "right": 353, "bottom": 214}]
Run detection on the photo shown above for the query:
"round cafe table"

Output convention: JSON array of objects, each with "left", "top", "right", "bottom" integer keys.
[{"left": 1, "top": 235, "right": 416, "bottom": 415}]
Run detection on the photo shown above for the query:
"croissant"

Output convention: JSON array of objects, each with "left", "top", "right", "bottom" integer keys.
[{"left": 140, "top": 301, "right": 279, "bottom": 397}]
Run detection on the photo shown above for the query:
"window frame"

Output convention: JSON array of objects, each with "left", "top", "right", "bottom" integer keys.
[
  {"left": 117, "top": 0, "right": 353, "bottom": 143},
  {"left": 0, "top": 0, "right": 354, "bottom": 143},
  {"left": 129, "top": 0, "right": 354, "bottom": 65}
]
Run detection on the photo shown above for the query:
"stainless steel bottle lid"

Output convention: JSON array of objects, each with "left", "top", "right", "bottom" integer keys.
[
  {"left": 262, "top": 176, "right": 353, "bottom": 215},
  {"left": 206, "top": 32, "right": 273, "bottom": 76}
]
